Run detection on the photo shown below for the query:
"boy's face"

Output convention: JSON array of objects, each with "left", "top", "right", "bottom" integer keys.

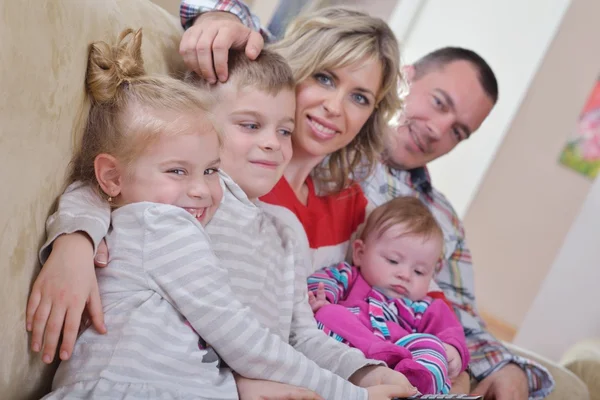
[
  {"left": 352, "top": 223, "right": 442, "bottom": 301},
  {"left": 215, "top": 84, "right": 295, "bottom": 200}
]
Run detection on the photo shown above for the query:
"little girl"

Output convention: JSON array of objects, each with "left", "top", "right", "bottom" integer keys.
[
  {"left": 308, "top": 196, "right": 470, "bottom": 395},
  {"left": 41, "top": 29, "right": 416, "bottom": 399}
]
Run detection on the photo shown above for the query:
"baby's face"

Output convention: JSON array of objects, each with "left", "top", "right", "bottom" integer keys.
[
  {"left": 353, "top": 223, "right": 442, "bottom": 301},
  {"left": 214, "top": 84, "right": 296, "bottom": 200}
]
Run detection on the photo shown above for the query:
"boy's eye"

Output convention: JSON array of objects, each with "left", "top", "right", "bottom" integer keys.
[
  {"left": 279, "top": 128, "right": 293, "bottom": 137},
  {"left": 204, "top": 168, "right": 219, "bottom": 175},
  {"left": 168, "top": 168, "right": 186, "bottom": 176}
]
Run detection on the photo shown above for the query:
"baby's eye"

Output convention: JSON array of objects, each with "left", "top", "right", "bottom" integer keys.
[{"left": 386, "top": 258, "right": 398, "bottom": 265}]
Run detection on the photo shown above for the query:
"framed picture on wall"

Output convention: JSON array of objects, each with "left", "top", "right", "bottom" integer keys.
[{"left": 559, "top": 77, "right": 600, "bottom": 179}]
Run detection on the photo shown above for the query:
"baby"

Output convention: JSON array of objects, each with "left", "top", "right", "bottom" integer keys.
[{"left": 308, "top": 196, "right": 470, "bottom": 394}]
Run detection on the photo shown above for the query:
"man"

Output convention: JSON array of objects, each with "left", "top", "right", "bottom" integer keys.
[{"left": 178, "top": 1, "right": 555, "bottom": 398}]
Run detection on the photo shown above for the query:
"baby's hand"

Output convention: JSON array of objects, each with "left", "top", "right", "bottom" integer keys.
[
  {"left": 307, "top": 282, "right": 329, "bottom": 313},
  {"left": 443, "top": 343, "right": 462, "bottom": 379}
]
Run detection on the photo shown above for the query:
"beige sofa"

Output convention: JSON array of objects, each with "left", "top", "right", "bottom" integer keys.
[{"left": 0, "top": 0, "right": 594, "bottom": 399}]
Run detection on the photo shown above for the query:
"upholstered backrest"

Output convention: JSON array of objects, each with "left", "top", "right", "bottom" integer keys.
[{"left": 0, "top": 1, "right": 184, "bottom": 398}]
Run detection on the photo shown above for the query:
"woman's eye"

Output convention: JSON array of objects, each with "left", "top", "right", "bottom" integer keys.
[
  {"left": 204, "top": 168, "right": 219, "bottom": 175},
  {"left": 314, "top": 73, "right": 333, "bottom": 86},
  {"left": 352, "top": 93, "right": 369, "bottom": 106}
]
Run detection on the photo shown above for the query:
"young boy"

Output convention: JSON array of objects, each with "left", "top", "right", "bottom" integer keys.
[{"left": 308, "top": 196, "right": 470, "bottom": 394}]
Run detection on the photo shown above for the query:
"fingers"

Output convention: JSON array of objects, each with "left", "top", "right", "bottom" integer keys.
[
  {"left": 42, "top": 302, "right": 72, "bottom": 364},
  {"left": 471, "top": 378, "right": 492, "bottom": 397},
  {"left": 59, "top": 303, "right": 86, "bottom": 361},
  {"left": 211, "top": 27, "right": 235, "bottom": 82},
  {"left": 87, "top": 285, "right": 107, "bottom": 334},
  {"left": 244, "top": 30, "right": 264, "bottom": 60},
  {"left": 26, "top": 286, "right": 42, "bottom": 332},
  {"left": 94, "top": 239, "right": 109, "bottom": 267},
  {"left": 179, "top": 26, "right": 204, "bottom": 76},
  {"left": 379, "top": 384, "right": 419, "bottom": 398},
  {"left": 30, "top": 299, "right": 51, "bottom": 354},
  {"left": 316, "top": 282, "right": 326, "bottom": 301}
]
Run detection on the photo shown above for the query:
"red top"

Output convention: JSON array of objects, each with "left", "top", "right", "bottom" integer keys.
[{"left": 260, "top": 177, "right": 367, "bottom": 250}]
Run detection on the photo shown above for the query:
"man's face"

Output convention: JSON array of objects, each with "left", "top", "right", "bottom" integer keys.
[{"left": 387, "top": 60, "right": 495, "bottom": 169}]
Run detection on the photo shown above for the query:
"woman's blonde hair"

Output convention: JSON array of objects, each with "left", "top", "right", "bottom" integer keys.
[
  {"left": 70, "top": 28, "right": 216, "bottom": 199},
  {"left": 270, "top": 7, "right": 404, "bottom": 193}
]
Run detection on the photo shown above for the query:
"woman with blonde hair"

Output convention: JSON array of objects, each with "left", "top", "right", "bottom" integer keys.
[{"left": 181, "top": 3, "right": 404, "bottom": 268}]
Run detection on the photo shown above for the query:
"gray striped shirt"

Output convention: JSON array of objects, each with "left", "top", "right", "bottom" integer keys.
[{"left": 42, "top": 175, "right": 373, "bottom": 399}]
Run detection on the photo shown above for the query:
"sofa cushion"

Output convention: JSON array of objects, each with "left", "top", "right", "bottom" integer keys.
[{"left": 0, "top": 1, "right": 184, "bottom": 398}]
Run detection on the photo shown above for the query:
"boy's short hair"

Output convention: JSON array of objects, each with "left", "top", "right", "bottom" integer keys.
[
  {"left": 360, "top": 197, "right": 443, "bottom": 243},
  {"left": 184, "top": 48, "right": 295, "bottom": 94}
]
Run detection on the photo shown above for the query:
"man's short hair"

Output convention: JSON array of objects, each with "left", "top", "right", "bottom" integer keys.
[{"left": 413, "top": 47, "right": 498, "bottom": 104}]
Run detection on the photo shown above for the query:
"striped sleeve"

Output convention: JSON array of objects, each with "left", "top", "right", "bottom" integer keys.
[
  {"left": 141, "top": 204, "right": 368, "bottom": 400},
  {"left": 307, "top": 262, "right": 356, "bottom": 304},
  {"left": 39, "top": 182, "right": 110, "bottom": 264}
]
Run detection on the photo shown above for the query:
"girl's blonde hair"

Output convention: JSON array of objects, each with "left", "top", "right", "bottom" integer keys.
[
  {"left": 270, "top": 7, "right": 404, "bottom": 193},
  {"left": 69, "top": 28, "right": 216, "bottom": 198}
]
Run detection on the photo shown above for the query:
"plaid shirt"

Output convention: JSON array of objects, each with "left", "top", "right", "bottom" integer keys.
[
  {"left": 180, "top": 0, "right": 273, "bottom": 41},
  {"left": 361, "top": 163, "right": 554, "bottom": 399},
  {"left": 179, "top": 1, "right": 554, "bottom": 397}
]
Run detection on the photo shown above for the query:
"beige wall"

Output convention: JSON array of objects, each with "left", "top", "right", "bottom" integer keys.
[
  {"left": 149, "top": 0, "right": 279, "bottom": 24},
  {"left": 150, "top": 0, "right": 180, "bottom": 17},
  {"left": 464, "top": 0, "right": 600, "bottom": 328}
]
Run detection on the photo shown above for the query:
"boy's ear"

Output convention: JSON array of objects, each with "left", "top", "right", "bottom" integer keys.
[
  {"left": 94, "top": 154, "right": 123, "bottom": 198},
  {"left": 352, "top": 239, "right": 365, "bottom": 267},
  {"left": 402, "top": 64, "right": 415, "bottom": 84}
]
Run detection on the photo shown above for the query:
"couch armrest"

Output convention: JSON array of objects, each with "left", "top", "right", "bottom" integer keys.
[
  {"left": 504, "top": 342, "right": 590, "bottom": 400},
  {"left": 560, "top": 339, "right": 600, "bottom": 400}
]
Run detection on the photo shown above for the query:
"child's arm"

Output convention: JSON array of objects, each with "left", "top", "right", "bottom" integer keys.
[
  {"left": 417, "top": 299, "right": 470, "bottom": 372},
  {"left": 307, "top": 262, "right": 356, "bottom": 304},
  {"left": 141, "top": 204, "right": 368, "bottom": 400},
  {"left": 291, "top": 245, "right": 389, "bottom": 381},
  {"left": 27, "top": 182, "right": 110, "bottom": 364}
]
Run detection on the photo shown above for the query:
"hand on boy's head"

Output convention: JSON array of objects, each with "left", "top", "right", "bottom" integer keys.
[{"left": 180, "top": 11, "right": 264, "bottom": 84}]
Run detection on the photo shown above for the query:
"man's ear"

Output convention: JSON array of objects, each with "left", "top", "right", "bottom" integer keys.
[
  {"left": 352, "top": 239, "right": 365, "bottom": 267},
  {"left": 402, "top": 65, "right": 415, "bottom": 84},
  {"left": 94, "top": 154, "right": 123, "bottom": 198}
]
